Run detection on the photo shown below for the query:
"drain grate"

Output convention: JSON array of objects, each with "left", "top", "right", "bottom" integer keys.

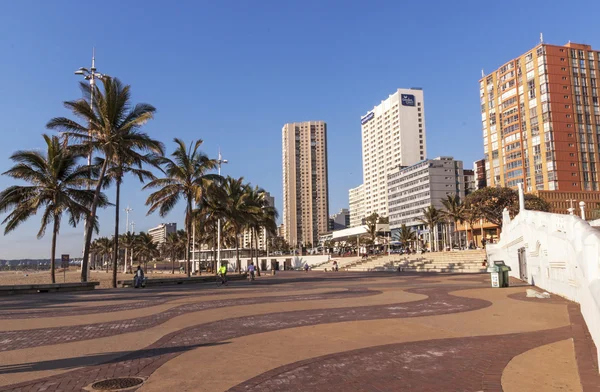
[{"left": 91, "top": 377, "right": 144, "bottom": 390}]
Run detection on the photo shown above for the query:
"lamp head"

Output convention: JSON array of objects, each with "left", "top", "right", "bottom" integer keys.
[{"left": 74, "top": 70, "right": 85, "bottom": 75}]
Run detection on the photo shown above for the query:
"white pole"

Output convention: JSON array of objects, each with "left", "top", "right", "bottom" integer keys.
[
  {"left": 216, "top": 149, "right": 227, "bottom": 272},
  {"left": 192, "top": 203, "right": 196, "bottom": 274},
  {"left": 123, "top": 206, "right": 132, "bottom": 273},
  {"left": 579, "top": 201, "right": 586, "bottom": 220}
]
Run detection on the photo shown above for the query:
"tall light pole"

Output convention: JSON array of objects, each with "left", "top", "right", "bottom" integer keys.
[
  {"left": 74, "top": 48, "right": 106, "bottom": 281},
  {"left": 130, "top": 221, "right": 135, "bottom": 268},
  {"left": 216, "top": 149, "right": 228, "bottom": 272},
  {"left": 123, "top": 206, "right": 133, "bottom": 273}
]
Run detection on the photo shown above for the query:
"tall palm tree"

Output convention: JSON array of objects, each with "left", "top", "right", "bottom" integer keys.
[
  {"left": 95, "top": 236, "right": 113, "bottom": 272},
  {"left": 120, "top": 231, "right": 137, "bottom": 273},
  {"left": 464, "top": 203, "right": 482, "bottom": 247},
  {"left": 441, "top": 194, "right": 466, "bottom": 250},
  {"left": 220, "top": 177, "right": 251, "bottom": 272},
  {"left": 398, "top": 224, "right": 417, "bottom": 249},
  {"left": 364, "top": 213, "right": 380, "bottom": 252},
  {"left": 245, "top": 185, "right": 278, "bottom": 276},
  {"left": 94, "top": 148, "right": 163, "bottom": 286},
  {"left": 47, "top": 77, "right": 160, "bottom": 282},
  {"left": 417, "top": 206, "right": 442, "bottom": 252},
  {"left": 0, "top": 135, "right": 107, "bottom": 283},
  {"left": 144, "top": 139, "right": 219, "bottom": 277}
]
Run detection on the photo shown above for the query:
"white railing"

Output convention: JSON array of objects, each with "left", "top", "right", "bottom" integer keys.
[{"left": 487, "top": 209, "right": 600, "bottom": 368}]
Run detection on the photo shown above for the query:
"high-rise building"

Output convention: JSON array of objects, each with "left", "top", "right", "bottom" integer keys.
[
  {"left": 348, "top": 184, "right": 365, "bottom": 227},
  {"left": 282, "top": 121, "right": 330, "bottom": 247},
  {"left": 241, "top": 192, "right": 274, "bottom": 251},
  {"left": 463, "top": 169, "right": 476, "bottom": 196},
  {"left": 474, "top": 159, "right": 487, "bottom": 189},
  {"left": 481, "top": 41, "right": 600, "bottom": 192},
  {"left": 328, "top": 208, "right": 350, "bottom": 231},
  {"left": 361, "top": 88, "right": 426, "bottom": 220},
  {"left": 148, "top": 223, "right": 177, "bottom": 245},
  {"left": 388, "top": 157, "right": 465, "bottom": 231}
]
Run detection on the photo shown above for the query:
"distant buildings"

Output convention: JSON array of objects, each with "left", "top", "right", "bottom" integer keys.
[
  {"left": 463, "top": 169, "right": 475, "bottom": 196},
  {"left": 148, "top": 223, "right": 177, "bottom": 245},
  {"left": 351, "top": 88, "right": 426, "bottom": 225},
  {"left": 387, "top": 157, "right": 465, "bottom": 233},
  {"left": 481, "top": 41, "right": 600, "bottom": 193},
  {"left": 348, "top": 184, "right": 365, "bottom": 227},
  {"left": 282, "top": 121, "right": 330, "bottom": 247},
  {"left": 474, "top": 159, "right": 487, "bottom": 189},
  {"left": 329, "top": 208, "right": 350, "bottom": 231}
]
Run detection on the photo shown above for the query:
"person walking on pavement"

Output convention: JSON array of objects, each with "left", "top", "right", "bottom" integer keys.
[
  {"left": 134, "top": 265, "right": 145, "bottom": 288},
  {"left": 248, "top": 262, "right": 255, "bottom": 281}
]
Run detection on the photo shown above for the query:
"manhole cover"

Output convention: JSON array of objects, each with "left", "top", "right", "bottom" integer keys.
[{"left": 91, "top": 377, "right": 144, "bottom": 390}]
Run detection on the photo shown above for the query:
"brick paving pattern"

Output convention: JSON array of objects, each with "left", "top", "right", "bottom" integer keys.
[{"left": 0, "top": 272, "right": 598, "bottom": 392}]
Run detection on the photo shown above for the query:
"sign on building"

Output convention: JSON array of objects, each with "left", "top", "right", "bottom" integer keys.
[{"left": 401, "top": 94, "right": 415, "bottom": 106}]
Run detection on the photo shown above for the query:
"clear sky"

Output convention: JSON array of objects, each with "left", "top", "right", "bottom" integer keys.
[{"left": 1, "top": 0, "right": 599, "bottom": 259}]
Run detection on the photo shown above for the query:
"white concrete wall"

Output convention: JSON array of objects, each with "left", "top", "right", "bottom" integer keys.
[{"left": 487, "top": 209, "right": 600, "bottom": 367}]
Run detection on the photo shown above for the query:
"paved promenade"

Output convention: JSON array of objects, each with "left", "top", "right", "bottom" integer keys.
[{"left": 0, "top": 272, "right": 598, "bottom": 391}]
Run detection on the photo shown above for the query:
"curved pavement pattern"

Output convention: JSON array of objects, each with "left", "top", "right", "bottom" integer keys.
[{"left": 0, "top": 271, "right": 598, "bottom": 392}]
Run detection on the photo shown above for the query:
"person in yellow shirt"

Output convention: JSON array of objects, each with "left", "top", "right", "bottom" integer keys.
[{"left": 218, "top": 264, "right": 228, "bottom": 285}]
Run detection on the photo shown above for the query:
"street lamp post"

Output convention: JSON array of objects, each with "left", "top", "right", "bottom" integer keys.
[
  {"left": 216, "top": 149, "right": 228, "bottom": 273},
  {"left": 74, "top": 49, "right": 106, "bottom": 282}
]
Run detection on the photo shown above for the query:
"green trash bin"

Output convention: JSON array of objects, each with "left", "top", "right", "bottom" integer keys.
[{"left": 499, "top": 265, "right": 512, "bottom": 287}]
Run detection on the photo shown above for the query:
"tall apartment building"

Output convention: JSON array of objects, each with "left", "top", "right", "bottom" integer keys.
[
  {"left": 241, "top": 192, "right": 275, "bottom": 251},
  {"left": 360, "top": 88, "right": 426, "bottom": 220},
  {"left": 474, "top": 159, "right": 487, "bottom": 189},
  {"left": 348, "top": 184, "right": 365, "bottom": 227},
  {"left": 463, "top": 169, "right": 476, "bottom": 196},
  {"left": 388, "top": 157, "right": 465, "bottom": 231},
  {"left": 282, "top": 121, "right": 330, "bottom": 247},
  {"left": 148, "top": 223, "right": 177, "bottom": 245},
  {"left": 481, "top": 41, "right": 600, "bottom": 192}
]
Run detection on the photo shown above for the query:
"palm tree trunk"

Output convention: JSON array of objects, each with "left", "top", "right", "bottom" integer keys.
[
  {"left": 448, "top": 222, "right": 453, "bottom": 251},
  {"left": 171, "top": 251, "right": 175, "bottom": 274},
  {"left": 81, "top": 159, "right": 109, "bottom": 282},
  {"left": 235, "top": 230, "right": 240, "bottom": 273},
  {"left": 186, "top": 197, "right": 192, "bottom": 278},
  {"left": 112, "top": 179, "right": 121, "bottom": 288},
  {"left": 50, "top": 218, "right": 58, "bottom": 284},
  {"left": 254, "top": 228, "right": 261, "bottom": 277}
]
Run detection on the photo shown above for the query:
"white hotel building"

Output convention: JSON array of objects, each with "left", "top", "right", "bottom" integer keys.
[{"left": 356, "top": 88, "right": 426, "bottom": 221}]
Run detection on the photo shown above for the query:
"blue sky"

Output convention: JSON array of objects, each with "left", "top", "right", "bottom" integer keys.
[{"left": 1, "top": 0, "right": 599, "bottom": 259}]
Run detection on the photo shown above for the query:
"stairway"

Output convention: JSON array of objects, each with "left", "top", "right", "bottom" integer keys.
[{"left": 346, "top": 250, "right": 487, "bottom": 273}]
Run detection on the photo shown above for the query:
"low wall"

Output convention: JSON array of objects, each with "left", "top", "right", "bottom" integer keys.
[
  {"left": 486, "top": 209, "right": 600, "bottom": 368},
  {"left": 193, "top": 255, "right": 331, "bottom": 271}
]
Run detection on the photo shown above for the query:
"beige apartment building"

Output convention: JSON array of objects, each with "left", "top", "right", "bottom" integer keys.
[
  {"left": 481, "top": 40, "right": 600, "bottom": 192},
  {"left": 282, "top": 121, "right": 330, "bottom": 247}
]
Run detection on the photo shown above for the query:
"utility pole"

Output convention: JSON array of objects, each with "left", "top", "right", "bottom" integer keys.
[
  {"left": 123, "top": 206, "right": 133, "bottom": 273},
  {"left": 74, "top": 48, "right": 106, "bottom": 282},
  {"left": 215, "top": 149, "right": 228, "bottom": 273}
]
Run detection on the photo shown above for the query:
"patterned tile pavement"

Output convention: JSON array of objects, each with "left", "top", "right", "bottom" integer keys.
[{"left": 0, "top": 272, "right": 598, "bottom": 392}]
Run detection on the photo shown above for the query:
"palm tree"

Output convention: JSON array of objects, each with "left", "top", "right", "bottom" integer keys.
[
  {"left": 417, "top": 206, "right": 442, "bottom": 252},
  {"left": 94, "top": 148, "right": 163, "bottom": 287},
  {"left": 144, "top": 139, "right": 219, "bottom": 277},
  {"left": 218, "top": 176, "right": 250, "bottom": 271},
  {"left": 0, "top": 135, "right": 107, "bottom": 283},
  {"left": 135, "top": 232, "right": 159, "bottom": 272},
  {"left": 441, "top": 194, "right": 466, "bottom": 250},
  {"left": 464, "top": 203, "right": 482, "bottom": 247},
  {"left": 95, "top": 237, "right": 113, "bottom": 272},
  {"left": 120, "top": 231, "right": 137, "bottom": 273},
  {"left": 47, "top": 77, "right": 160, "bottom": 282},
  {"left": 398, "top": 224, "right": 417, "bottom": 250},
  {"left": 364, "top": 213, "right": 380, "bottom": 252},
  {"left": 244, "top": 185, "right": 278, "bottom": 276}
]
